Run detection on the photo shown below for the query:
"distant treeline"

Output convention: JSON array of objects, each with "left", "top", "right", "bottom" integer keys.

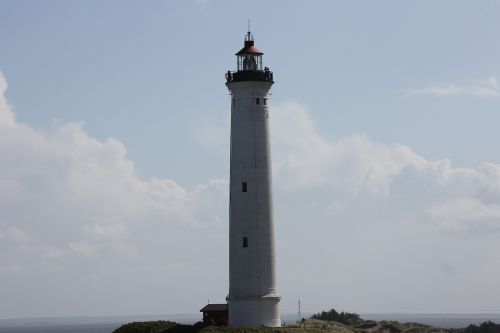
[{"left": 310, "top": 308, "right": 363, "bottom": 325}]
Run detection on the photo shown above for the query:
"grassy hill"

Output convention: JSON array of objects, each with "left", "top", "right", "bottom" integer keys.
[
  {"left": 112, "top": 318, "right": 448, "bottom": 333},
  {"left": 113, "top": 308, "right": 500, "bottom": 333}
]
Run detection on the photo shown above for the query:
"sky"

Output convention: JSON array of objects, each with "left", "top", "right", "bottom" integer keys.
[{"left": 1, "top": 0, "right": 500, "bottom": 319}]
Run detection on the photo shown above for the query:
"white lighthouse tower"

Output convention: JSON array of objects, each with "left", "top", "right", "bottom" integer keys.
[{"left": 225, "top": 31, "right": 281, "bottom": 327}]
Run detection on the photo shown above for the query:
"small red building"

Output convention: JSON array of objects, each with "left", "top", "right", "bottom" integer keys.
[{"left": 200, "top": 304, "right": 228, "bottom": 326}]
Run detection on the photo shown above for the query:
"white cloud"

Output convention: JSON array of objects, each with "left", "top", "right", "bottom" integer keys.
[
  {"left": 193, "top": 115, "right": 229, "bottom": 151},
  {"left": 271, "top": 101, "right": 500, "bottom": 233},
  {"left": 424, "top": 198, "right": 500, "bottom": 232},
  {"left": 0, "top": 71, "right": 230, "bottom": 317},
  {"left": 406, "top": 77, "right": 500, "bottom": 97},
  {"left": 69, "top": 241, "right": 98, "bottom": 258},
  {"left": 270, "top": 102, "right": 500, "bottom": 313},
  {"left": 0, "top": 73, "right": 15, "bottom": 126},
  {"left": 7, "top": 226, "right": 33, "bottom": 243}
]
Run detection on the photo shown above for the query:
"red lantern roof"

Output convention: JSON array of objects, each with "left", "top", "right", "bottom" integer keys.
[{"left": 235, "top": 40, "right": 263, "bottom": 55}]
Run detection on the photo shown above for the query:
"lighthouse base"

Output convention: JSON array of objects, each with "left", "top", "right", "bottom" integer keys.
[{"left": 228, "top": 296, "right": 281, "bottom": 327}]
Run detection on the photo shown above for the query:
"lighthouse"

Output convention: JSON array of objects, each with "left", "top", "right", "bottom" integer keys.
[{"left": 225, "top": 31, "right": 281, "bottom": 327}]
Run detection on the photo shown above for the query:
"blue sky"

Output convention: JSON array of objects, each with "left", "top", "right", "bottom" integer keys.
[
  {"left": 1, "top": 0, "right": 500, "bottom": 319},
  {"left": 3, "top": 1, "right": 500, "bottom": 186}
]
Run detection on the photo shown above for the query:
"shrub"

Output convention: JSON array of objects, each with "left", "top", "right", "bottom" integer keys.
[{"left": 310, "top": 309, "right": 363, "bottom": 325}]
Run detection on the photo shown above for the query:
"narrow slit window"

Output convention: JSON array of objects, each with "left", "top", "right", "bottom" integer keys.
[
  {"left": 243, "top": 237, "right": 248, "bottom": 247},
  {"left": 242, "top": 181, "right": 247, "bottom": 192},
  {"left": 256, "top": 98, "right": 260, "bottom": 105},
  {"left": 263, "top": 98, "right": 267, "bottom": 105}
]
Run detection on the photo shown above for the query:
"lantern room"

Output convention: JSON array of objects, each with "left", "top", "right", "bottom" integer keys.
[
  {"left": 236, "top": 32, "right": 263, "bottom": 71},
  {"left": 226, "top": 31, "right": 273, "bottom": 84}
]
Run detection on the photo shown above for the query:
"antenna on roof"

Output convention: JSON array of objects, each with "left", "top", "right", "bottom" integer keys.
[{"left": 244, "top": 19, "right": 254, "bottom": 42}]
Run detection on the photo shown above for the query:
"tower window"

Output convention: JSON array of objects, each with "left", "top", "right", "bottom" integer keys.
[
  {"left": 243, "top": 237, "right": 248, "bottom": 247},
  {"left": 263, "top": 98, "right": 267, "bottom": 105},
  {"left": 232, "top": 99, "right": 235, "bottom": 106},
  {"left": 256, "top": 98, "right": 260, "bottom": 105},
  {"left": 242, "top": 182, "right": 247, "bottom": 192}
]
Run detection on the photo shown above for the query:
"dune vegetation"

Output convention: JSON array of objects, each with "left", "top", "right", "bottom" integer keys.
[{"left": 112, "top": 309, "right": 500, "bottom": 333}]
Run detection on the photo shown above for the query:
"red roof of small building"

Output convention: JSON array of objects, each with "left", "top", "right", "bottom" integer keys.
[{"left": 200, "top": 304, "right": 228, "bottom": 312}]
